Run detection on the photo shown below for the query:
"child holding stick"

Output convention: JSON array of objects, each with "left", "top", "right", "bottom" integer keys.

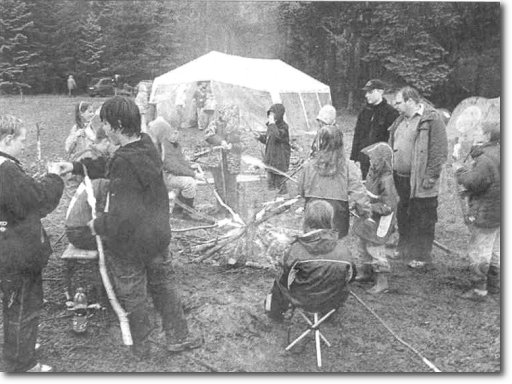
[
  {"left": 0, "top": 115, "right": 64, "bottom": 372},
  {"left": 55, "top": 96, "right": 202, "bottom": 358}
]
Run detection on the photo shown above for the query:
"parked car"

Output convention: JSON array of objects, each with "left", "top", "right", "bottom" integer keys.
[{"left": 88, "top": 77, "right": 115, "bottom": 97}]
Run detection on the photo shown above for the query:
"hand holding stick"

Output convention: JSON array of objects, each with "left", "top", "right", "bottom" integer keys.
[{"left": 82, "top": 166, "right": 133, "bottom": 346}]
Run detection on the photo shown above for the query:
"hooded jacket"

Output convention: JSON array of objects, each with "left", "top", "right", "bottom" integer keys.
[
  {"left": 279, "top": 229, "right": 354, "bottom": 312},
  {"left": 388, "top": 106, "right": 448, "bottom": 198},
  {"left": 257, "top": 104, "right": 291, "bottom": 172},
  {"left": 0, "top": 152, "right": 64, "bottom": 276},
  {"left": 73, "top": 133, "right": 171, "bottom": 258},
  {"left": 298, "top": 152, "right": 368, "bottom": 210},
  {"left": 353, "top": 143, "right": 398, "bottom": 244},
  {"left": 455, "top": 141, "right": 500, "bottom": 228}
]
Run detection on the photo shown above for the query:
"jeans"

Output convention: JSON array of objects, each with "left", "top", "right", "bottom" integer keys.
[
  {"left": 393, "top": 172, "right": 438, "bottom": 262},
  {"left": 1, "top": 272, "right": 42, "bottom": 372},
  {"left": 105, "top": 248, "right": 189, "bottom": 346},
  {"left": 467, "top": 225, "right": 500, "bottom": 286}
]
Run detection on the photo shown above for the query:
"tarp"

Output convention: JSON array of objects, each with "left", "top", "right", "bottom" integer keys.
[{"left": 149, "top": 51, "right": 332, "bottom": 136}]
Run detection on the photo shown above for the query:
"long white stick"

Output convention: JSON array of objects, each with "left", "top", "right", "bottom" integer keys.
[
  {"left": 350, "top": 291, "right": 441, "bottom": 372},
  {"left": 83, "top": 167, "right": 133, "bottom": 346}
]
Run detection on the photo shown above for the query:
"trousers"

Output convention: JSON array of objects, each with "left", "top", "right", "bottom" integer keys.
[
  {"left": 1, "top": 272, "right": 42, "bottom": 372},
  {"left": 393, "top": 173, "right": 438, "bottom": 262},
  {"left": 105, "top": 248, "right": 189, "bottom": 346}
]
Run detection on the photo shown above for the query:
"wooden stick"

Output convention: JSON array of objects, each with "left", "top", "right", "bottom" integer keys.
[
  {"left": 350, "top": 291, "right": 441, "bottom": 372},
  {"left": 171, "top": 224, "right": 218, "bottom": 233},
  {"left": 433, "top": 240, "right": 454, "bottom": 255},
  {"left": 83, "top": 167, "right": 133, "bottom": 346}
]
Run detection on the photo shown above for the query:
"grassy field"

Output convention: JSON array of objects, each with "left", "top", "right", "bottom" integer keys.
[{"left": 0, "top": 95, "right": 500, "bottom": 373}]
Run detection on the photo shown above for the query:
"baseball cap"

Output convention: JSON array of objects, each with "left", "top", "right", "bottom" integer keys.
[{"left": 362, "top": 79, "right": 387, "bottom": 92}]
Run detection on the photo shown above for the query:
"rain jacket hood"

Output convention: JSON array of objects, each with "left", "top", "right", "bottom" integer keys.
[
  {"left": 268, "top": 103, "right": 286, "bottom": 123},
  {"left": 296, "top": 229, "right": 339, "bottom": 255}
]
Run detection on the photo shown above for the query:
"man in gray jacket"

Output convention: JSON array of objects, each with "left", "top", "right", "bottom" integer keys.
[{"left": 389, "top": 86, "right": 448, "bottom": 269}]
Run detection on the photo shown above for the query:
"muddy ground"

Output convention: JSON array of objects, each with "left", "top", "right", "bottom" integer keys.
[{"left": 0, "top": 95, "right": 501, "bottom": 373}]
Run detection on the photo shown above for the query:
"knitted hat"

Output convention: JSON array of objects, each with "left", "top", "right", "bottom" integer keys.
[{"left": 316, "top": 105, "right": 336, "bottom": 125}]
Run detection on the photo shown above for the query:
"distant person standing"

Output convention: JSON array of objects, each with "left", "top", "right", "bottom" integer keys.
[
  {"left": 389, "top": 86, "right": 447, "bottom": 269},
  {"left": 255, "top": 103, "right": 291, "bottom": 195},
  {"left": 194, "top": 82, "right": 215, "bottom": 130},
  {"left": 67, "top": 75, "right": 77, "bottom": 97},
  {"left": 135, "top": 83, "right": 149, "bottom": 133},
  {"left": 113, "top": 74, "right": 120, "bottom": 95},
  {"left": 175, "top": 84, "right": 189, "bottom": 129},
  {"left": 204, "top": 105, "right": 243, "bottom": 215},
  {"left": 350, "top": 79, "right": 399, "bottom": 180}
]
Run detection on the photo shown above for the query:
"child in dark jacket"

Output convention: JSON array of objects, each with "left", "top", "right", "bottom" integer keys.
[
  {"left": 455, "top": 121, "right": 501, "bottom": 301},
  {"left": 264, "top": 200, "right": 356, "bottom": 321},
  {"left": 55, "top": 96, "right": 202, "bottom": 358},
  {"left": 0, "top": 115, "right": 64, "bottom": 372},
  {"left": 352, "top": 142, "right": 398, "bottom": 294},
  {"left": 255, "top": 103, "right": 291, "bottom": 194}
]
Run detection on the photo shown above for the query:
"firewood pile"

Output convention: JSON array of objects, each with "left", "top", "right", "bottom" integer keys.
[{"left": 174, "top": 196, "right": 302, "bottom": 271}]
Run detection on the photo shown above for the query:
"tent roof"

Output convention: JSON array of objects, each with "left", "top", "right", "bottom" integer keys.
[{"left": 151, "top": 51, "right": 330, "bottom": 95}]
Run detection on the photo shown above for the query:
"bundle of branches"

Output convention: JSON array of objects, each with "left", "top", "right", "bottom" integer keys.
[{"left": 190, "top": 196, "right": 301, "bottom": 270}]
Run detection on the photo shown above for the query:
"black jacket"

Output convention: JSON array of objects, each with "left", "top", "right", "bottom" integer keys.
[
  {"left": 350, "top": 99, "right": 399, "bottom": 165},
  {"left": 73, "top": 133, "right": 171, "bottom": 258},
  {"left": 257, "top": 104, "right": 291, "bottom": 172},
  {"left": 0, "top": 152, "right": 64, "bottom": 276}
]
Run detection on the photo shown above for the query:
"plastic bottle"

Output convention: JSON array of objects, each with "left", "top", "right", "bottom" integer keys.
[{"left": 72, "top": 287, "right": 88, "bottom": 334}]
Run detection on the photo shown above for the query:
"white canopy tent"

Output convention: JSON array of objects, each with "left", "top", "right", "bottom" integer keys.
[{"left": 149, "top": 51, "right": 332, "bottom": 136}]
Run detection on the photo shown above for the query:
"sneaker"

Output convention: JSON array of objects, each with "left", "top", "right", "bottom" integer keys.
[
  {"left": 167, "top": 333, "right": 203, "bottom": 353},
  {"left": 26, "top": 362, "right": 54, "bottom": 372},
  {"left": 461, "top": 288, "right": 488, "bottom": 302}
]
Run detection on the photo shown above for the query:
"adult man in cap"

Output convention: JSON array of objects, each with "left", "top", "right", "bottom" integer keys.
[
  {"left": 389, "top": 86, "right": 447, "bottom": 269},
  {"left": 350, "top": 79, "right": 399, "bottom": 179}
]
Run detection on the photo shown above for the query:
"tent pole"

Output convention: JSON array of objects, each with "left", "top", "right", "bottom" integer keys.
[
  {"left": 298, "top": 93, "right": 311, "bottom": 132},
  {"left": 315, "top": 93, "right": 322, "bottom": 109}
]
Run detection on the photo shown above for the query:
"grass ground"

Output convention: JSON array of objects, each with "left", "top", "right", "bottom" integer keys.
[{"left": 0, "top": 94, "right": 501, "bottom": 373}]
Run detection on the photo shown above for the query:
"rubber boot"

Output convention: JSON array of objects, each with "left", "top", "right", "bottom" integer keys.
[
  {"left": 367, "top": 273, "right": 389, "bottom": 294},
  {"left": 181, "top": 197, "right": 203, "bottom": 221},
  {"left": 355, "top": 264, "right": 374, "bottom": 283},
  {"left": 487, "top": 265, "right": 500, "bottom": 294}
]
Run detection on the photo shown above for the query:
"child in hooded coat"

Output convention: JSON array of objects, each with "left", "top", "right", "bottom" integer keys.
[
  {"left": 256, "top": 103, "right": 291, "bottom": 194},
  {"left": 352, "top": 142, "right": 398, "bottom": 294}
]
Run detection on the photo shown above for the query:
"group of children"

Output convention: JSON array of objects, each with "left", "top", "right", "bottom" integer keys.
[{"left": 0, "top": 90, "right": 500, "bottom": 371}]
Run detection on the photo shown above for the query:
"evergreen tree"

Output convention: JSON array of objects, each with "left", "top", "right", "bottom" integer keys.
[
  {"left": 77, "top": 9, "right": 106, "bottom": 86},
  {"left": 0, "top": 0, "right": 37, "bottom": 97}
]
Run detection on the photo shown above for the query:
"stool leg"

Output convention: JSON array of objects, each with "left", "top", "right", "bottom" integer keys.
[{"left": 314, "top": 313, "right": 322, "bottom": 368}]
